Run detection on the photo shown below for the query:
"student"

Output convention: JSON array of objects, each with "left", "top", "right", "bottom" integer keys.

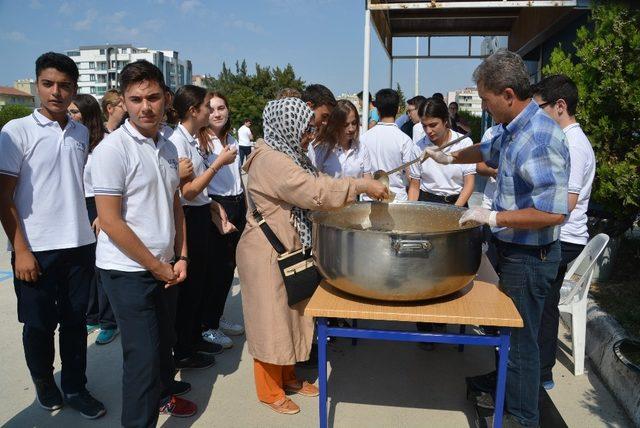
[
  {"left": 198, "top": 92, "right": 245, "bottom": 349},
  {"left": 309, "top": 99, "right": 372, "bottom": 179},
  {"left": 300, "top": 84, "right": 337, "bottom": 150},
  {"left": 169, "top": 85, "right": 237, "bottom": 369},
  {"left": 0, "top": 52, "right": 105, "bottom": 418},
  {"left": 532, "top": 75, "right": 595, "bottom": 390},
  {"left": 414, "top": 98, "right": 475, "bottom": 207},
  {"left": 407, "top": 95, "right": 428, "bottom": 143},
  {"left": 360, "top": 88, "right": 421, "bottom": 201},
  {"left": 68, "top": 94, "right": 119, "bottom": 346},
  {"left": 92, "top": 60, "right": 196, "bottom": 426},
  {"left": 428, "top": 50, "right": 569, "bottom": 427},
  {"left": 357, "top": 90, "right": 379, "bottom": 129},
  {"left": 101, "top": 89, "right": 126, "bottom": 133},
  {"left": 448, "top": 101, "right": 471, "bottom": 135},
  {"left": 237, "top": 118, "right": 254, "bottom": 166}
]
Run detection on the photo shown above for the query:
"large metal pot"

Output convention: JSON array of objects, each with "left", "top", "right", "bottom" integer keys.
[{"left": 311, "top": 201, "right": 483, "bottom": 301}]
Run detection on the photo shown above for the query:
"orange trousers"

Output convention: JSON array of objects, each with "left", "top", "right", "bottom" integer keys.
[{"left": 253, "top": 359, "right": 299, "bottom": 403}]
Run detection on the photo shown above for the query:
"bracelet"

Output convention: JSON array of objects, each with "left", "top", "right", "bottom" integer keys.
[{"left": 176, "top": 255, "right": 189, "bottom": 264}]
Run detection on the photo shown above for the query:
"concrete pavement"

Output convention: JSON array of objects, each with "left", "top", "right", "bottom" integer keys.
[{"left": 0, "top": 230, "right": 632, "bottom": 427}]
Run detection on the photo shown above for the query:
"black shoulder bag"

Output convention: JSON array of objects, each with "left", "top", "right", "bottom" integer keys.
[{"left": 248, "top": 193, "right": 322, "bottom": 306}]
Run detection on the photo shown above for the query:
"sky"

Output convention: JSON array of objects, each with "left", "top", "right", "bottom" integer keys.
[{"left": 0, "top": 0, "right": 491, "bottom": 98}]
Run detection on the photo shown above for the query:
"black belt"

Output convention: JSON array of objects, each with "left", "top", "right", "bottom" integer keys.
[
  {"left": 209, "top": 193, "right": 244, "bottom": 202},
  {"left": 419, "top": 190, "right": 459, "bottom": 204}
]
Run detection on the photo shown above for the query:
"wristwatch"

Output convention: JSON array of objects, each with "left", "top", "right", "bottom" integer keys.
[{"left": 177, "top": 255, "right": 189, "bottom": 264}]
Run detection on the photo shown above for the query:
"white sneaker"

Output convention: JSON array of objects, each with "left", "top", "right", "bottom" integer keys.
[
  {"left": 202, "top": 329, "right": 233, "bottom": 349},
  {"left": 219, "top": 317, "right": 244, "bottom": 336}
]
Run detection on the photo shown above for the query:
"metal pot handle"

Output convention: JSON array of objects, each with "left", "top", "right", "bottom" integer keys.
[{"left": 392, "top": 238, "right": 433, "bottom": 256}]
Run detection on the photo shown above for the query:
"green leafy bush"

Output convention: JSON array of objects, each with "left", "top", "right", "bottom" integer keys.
[
  {"left": 543, "top": 4, "right": 640, "bottom": 229},
  {"left": 0, "top": 104, "right": 33, "bottom": 129}
]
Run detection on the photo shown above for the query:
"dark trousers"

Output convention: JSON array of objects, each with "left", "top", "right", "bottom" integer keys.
[
  {"left": 538, "top": 241, "right": 584, "bottom": 383},
  {"left": 12, "top": 244, "right": 93, "bottom": 393},
  {"left": 174, "top": 204, "right": 211, "bottom": 360},
  {"left": 496, "top": 239, "right": 561, "bottom": 427},
  {"left": 202, "top": 194, "right": 246, "bottom": 329},
  {"left": 239, "top": 145, "right": 252, "bottom": 166},
  {"left": 99, "top": 269, "right": 176, "bottom": 428},
  {"left": 85, "top": 197, "right": 116, "bottom": 330}
]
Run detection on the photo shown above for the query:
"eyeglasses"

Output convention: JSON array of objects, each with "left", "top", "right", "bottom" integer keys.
[
  {"left": 537, "top": 101, "right": 553, "bottom": 109},
  {"left": 68, "top": 109, "right": 80, "bottom": 115}
]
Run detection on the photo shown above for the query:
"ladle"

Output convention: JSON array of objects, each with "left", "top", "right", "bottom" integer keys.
[{"left": 373, "top": 132, "right": 472, "bottom": 201}]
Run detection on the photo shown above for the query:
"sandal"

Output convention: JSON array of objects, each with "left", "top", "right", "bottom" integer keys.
[
  {"left": 261, "top": 397, "right": 300, "bottom": 415},
  {"left": 284, "top": 381, "right": 319, "bottom": 397}
]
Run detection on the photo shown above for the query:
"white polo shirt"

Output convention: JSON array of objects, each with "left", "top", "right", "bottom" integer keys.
[
  {"left": 415, "top": 130, "right": 476, "bottom": 196},
  {"left": 206, "top": 134, "right": 243, "bottom": 196},
  {"left": 169, "top": 124, "right": 211, "bottom": 207},
  {"left": 237, "top": 124, "right": 253, "bottom": 147},
  {"left": 412, "top": 122, "right": 426, "bottom": 144},
  {"left": 309, "top": 141, "right": 372, "bottom": 178},
  {"left": 91, "top": 120, "right": 180, "bottom": 272},
  {"left": 0, "top": 109, "right": 95, "bottom": 251},
  {"left": 560, "top": 123, "right": 595, "bottom": 245},
  {"left": 360, "top": 122, "right": 421, "bottom": 201}
]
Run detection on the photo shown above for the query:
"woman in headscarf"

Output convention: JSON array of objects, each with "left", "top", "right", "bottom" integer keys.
[{"left": 237, "top": 98, "right": 387, "bottom": 415}]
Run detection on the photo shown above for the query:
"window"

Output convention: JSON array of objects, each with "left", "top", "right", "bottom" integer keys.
[
  {"left": 89, "top": 61, "right": 95, "bottom": 68},
  {"left": 97, "top": 62, "right": 107, "bottom": 70},
  {"left": 100, "top": 49, "right": 105, "bottom": 55},
  {"left": 90, "top": 86, "right": 96, "bottom": 94},
  {"left": 96, "top": 87, "right": 106, "bottom": 96},
  {"left": 67, "top": 50, "right": 80, "bottom": 57},
  {"left": 89, "top": 74, "right": 96, "bottom": 82}
]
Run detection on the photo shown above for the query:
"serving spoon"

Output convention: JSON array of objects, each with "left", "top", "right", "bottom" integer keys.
[{"left": 373, "top": 132, "right": 472, "bottom": 201}]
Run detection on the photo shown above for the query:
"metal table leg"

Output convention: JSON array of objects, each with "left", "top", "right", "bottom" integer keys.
[
  {"left": 493, "top": 328, "right": 511, "bottom": 428},
  {"left": 318, "top": 317, "right": 328, "bottom": 428}
]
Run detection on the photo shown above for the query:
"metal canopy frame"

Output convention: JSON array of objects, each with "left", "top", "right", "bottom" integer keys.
[{"left": 360, "top": 0, "right": 587, "bottom": 132}]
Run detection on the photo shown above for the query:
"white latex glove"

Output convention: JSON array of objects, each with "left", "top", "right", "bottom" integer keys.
[
  {"left": 424, "top": 146, "right": 454, "bottom": 164},
  {"left": 459, "top": 207, "right": 498, "bottom": 227}
]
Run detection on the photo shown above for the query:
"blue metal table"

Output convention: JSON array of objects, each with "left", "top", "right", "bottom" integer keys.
[{"left": 304, "top": 257, "right": 523, "bottom": 428}]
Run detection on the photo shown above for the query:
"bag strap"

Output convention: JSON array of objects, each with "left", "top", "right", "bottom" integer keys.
[{"left": 246, "top": 190, "right": 287, "bottom": 255}]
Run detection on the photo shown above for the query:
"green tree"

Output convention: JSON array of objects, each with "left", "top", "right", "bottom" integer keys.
[
  {"left": 204, "top": 61, "right": 305, "bottom": 137},
  {"left": 0, "top": 104, "right": 33, "bottom": 129},
  {"left": 396, "top": 83, "right": 406, "bottom": 116},
  {"left": 543, "top": 4, "right": 640, "bottom": 230}
]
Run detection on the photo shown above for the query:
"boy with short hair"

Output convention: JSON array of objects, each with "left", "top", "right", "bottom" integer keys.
[
  {"left": 0, "top": 52, "right": 105, "bottom": 419},
  {"left": 92, "top": 59, "right": 194, "bottom": 426},
  {"left": 360, "top": 88, "right": 421, "bottom": 201}
]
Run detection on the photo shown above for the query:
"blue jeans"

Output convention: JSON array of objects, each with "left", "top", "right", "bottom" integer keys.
[{"left": 496, "top": 239, "right": 560, "bottom": 427}]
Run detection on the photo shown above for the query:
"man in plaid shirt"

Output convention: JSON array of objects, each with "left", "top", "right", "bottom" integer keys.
[{"left": 427, "top": 49, "right": 569, "bottom": 427}]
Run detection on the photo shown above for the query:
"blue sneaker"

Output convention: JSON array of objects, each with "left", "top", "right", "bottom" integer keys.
[
  {"left": 542, "top": 380, "right": 555, "bottom": 390},
  {"left": 95, "top": 329, "right": 119, "bottom": 345},
  {"left": 86, "top": 324, "right": 99, "bottom": 334}
]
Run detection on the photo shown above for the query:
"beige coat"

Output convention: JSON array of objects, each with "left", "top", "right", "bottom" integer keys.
[{"left": 237, "top": 140, "right": 358, "bottom": 365}]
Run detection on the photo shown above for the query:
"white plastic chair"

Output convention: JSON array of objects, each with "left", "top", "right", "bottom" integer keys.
[{"left": 558, "top": 233, "right": 610, "bottom": 376}]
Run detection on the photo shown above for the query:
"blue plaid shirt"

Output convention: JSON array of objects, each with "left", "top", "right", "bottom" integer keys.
[{"left": 481, "top": 100, "right": 569, "bottom": 246}]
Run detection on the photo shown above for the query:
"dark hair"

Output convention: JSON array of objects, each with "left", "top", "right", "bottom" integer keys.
[
  {"left": 119, "top": 60, "right": 166, "bottom": 93},
  {"left": 531, "top": 74, "right": 579, "bottom": 116},
  {"left": 198, "top": 91, "right": 231, "bottom": 149},
  {"left": 449, "top": 101, "right": 459, "bottom": 109},
  {"left": 173, "top": 85, "right": 207, "bottom": 121},
  {"left": 243, "top": 118, "right": 251, "bottom": 123},
  {"left": 418, "top": 97, "right": 450, "bottom": 126},
  {"left": 374, "top": 88, "right": 399, "bottom": 118},
  {"left": 432, "top": 92, "right": 444, "bottom": 101},
  {"left": 356, "top": 91, "right": 373, "bottom": 101},
  {"left": 36, "top": 52, "right": 79, "bottom": 83},
  {"left": 316, "top": 99, "right": 360, "bottom": 150},
  {"left": 72, "top": 94, "right": 105, "bottom": 152},
  {"left": 407, "top": 95, "right": 427, "bottom": 108},
  {"left": 302, "top": 84, "right": 336, "bottom": 108}
]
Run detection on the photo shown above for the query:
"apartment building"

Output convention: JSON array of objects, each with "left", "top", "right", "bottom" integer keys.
[
  {"left": 446, "top": 87, "right": 482, "bottom": 117},
  {"left": 66, "top": 44, "right": 192, "bottom": 99}
]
